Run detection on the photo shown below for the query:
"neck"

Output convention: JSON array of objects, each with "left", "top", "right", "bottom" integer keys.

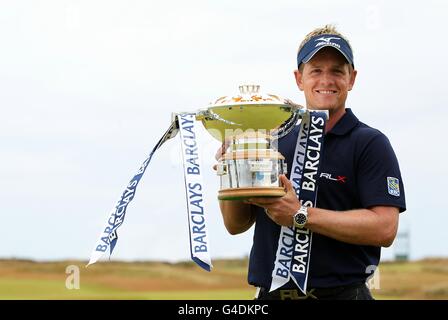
[{"left": 325, "top": 107, "right": 346, "bottom": 132}]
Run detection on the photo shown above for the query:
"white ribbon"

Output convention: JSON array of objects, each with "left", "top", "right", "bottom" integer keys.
[
  {"left": 269, "top": 111, "right": 327, "bottom": 293},
  {"left": 270, "top": 112, "right": 310, "bottom": 291},
  {"left": 87, "top": 120, "right": 178, "bottom": 266},
  {"left": 178, "top": 113, "right": 212, "bottom": 271}
]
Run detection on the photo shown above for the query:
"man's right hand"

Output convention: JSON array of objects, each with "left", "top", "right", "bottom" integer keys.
[
  {"left": 213, "top": 139, "right": 231, "bottom": 171},
  {"left": 215, "top": 139, "right": 231, "bottom": 161}
]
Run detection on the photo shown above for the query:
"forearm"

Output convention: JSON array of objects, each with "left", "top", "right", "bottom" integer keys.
[
  {"left": 219, "top": 200, "right": 256, "bottom": 235},
  {"left": 306, "top": 206, "right": 399, "bottom": 247}
]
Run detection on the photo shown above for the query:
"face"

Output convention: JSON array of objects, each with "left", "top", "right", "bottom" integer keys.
[{"left": 294, "top": 47, "right": 357, "bottom": 115}]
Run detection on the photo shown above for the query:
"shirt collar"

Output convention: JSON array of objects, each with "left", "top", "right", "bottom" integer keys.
[{"left": 327, "top": 108, "right": 359, "bottom": 136}]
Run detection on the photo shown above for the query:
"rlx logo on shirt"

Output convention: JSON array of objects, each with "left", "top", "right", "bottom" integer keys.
[{"left": 320, "top": 172, "right": 347, "bottom": 183}]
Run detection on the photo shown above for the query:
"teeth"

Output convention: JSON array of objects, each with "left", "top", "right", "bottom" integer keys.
[{"left": 317, "top": 90, "right": 336, "bottom": 94}]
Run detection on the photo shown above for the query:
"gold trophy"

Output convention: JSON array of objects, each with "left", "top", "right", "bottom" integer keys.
[{"left": 195, "top": 84, "right": 304, "bottom": 200}]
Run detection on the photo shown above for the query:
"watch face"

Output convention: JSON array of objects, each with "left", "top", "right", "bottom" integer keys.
[{"left": 294, "top": 213, "right": 307, "bottom": 226}]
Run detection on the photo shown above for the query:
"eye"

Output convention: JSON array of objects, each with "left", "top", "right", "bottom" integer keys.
[
  {"left": 310, "top": 68, "right": 321, "bottom": 74},
  {"left": 333, "top": 68, "right": 346, "bottom": 75}
]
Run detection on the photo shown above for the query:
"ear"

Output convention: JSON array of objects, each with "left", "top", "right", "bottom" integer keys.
[
  {"left": 294, "top": 69, "right": 304, "bottom": 91},
  {"left": 348, "top": 69, "right": 357, "bottom": 91}
]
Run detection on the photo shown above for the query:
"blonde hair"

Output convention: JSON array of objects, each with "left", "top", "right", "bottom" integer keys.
[{"left": 298, "top": 24, "right": 352, "bottom": 52}]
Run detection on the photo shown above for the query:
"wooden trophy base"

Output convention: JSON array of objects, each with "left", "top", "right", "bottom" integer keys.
[{"left": 218, "top": 187, "right": 286, "bottom": 200}]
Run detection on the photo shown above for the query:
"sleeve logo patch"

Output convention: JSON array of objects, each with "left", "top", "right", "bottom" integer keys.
[{"left": 387, "top": 177, "right": 400, "bottom": 197}]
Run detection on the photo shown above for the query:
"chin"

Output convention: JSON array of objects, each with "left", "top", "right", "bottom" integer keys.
[{"left": 308, "top": 104, "right": 333, "bottom": 111}]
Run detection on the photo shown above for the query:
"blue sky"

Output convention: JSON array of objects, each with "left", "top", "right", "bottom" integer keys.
[{"left": 1, "top": 0, "right": 447, "bottom": 263}]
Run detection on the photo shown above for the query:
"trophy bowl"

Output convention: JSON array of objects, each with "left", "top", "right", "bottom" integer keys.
[{"left": 197, "top": 84, "right": 303, "bottom": 200}]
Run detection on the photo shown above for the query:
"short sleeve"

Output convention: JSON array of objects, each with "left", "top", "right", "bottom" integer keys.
[{"left": 356, "top": 132, "right": 406, "bottom": 212}]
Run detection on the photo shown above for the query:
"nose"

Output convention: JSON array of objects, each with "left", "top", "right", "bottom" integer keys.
[{"left": 319, "top": 71, "right": 335, "bottom": 86}]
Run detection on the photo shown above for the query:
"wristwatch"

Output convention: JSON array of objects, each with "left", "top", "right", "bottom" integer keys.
[{"left": 293, "top": 206, "right": 308, "bottom": 228}]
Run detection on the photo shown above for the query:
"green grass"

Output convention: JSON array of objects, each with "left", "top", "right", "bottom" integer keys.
[
  {"left": 0, "top": 278, "right": 120, "bottom": 300},
  {"left": 0, "top": 259, "right": 255, "bottom": 300},
  {"left": 1, "top": 258, "right": 448, "bottom": 300},
  {"left": 0, "top": 278, "right": 254, "bottom": 300}
]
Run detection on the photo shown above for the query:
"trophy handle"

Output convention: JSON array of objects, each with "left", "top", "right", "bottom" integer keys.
[{"left": 271, "top": 107, "right": 306, "bottom": 140}]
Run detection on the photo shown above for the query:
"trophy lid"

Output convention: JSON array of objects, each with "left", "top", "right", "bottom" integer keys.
[
  {"left": 210, "top": 84, "right": 283, "bottom": 107},
  {"left": 197, "top": 84, "right": 303, "bottom": 142}
]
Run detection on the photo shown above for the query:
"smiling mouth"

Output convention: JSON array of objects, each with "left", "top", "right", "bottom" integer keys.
[{"left": 315, "top": 90, "right": 337, "bottom": 94}]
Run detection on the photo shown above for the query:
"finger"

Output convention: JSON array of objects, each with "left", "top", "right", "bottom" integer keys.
[
  {"left": 215, "top": 146, "right": 223, "bottom": 161},
  {"left": 215, "top": 139, "right": 231, "bottom": 161},
  {"left": 264, "top": 207, "right": 271, "bottom": 216},
  {"left": 279, "top": 174, "right": 294, "bottom": 192}
]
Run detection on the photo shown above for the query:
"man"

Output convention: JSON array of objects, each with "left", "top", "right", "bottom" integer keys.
[{"left": 218, "top": 25, "right": 406, "bottom": 300}]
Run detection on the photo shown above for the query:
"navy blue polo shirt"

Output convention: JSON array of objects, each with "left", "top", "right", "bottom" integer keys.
[{"left": 248, "top": 108, "right": 406, "bottom": 289}]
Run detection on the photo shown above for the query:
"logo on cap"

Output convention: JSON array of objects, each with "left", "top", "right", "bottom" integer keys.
[{"left": 315, "top": 36, "right": 341, "bottom": 49}]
